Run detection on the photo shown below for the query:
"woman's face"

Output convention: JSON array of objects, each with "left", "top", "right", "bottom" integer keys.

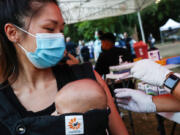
[{"left": 18, "top": 2, "right": 65, "bottom": 53}]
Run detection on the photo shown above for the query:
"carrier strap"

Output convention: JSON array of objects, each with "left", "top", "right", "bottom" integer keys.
[{"left": 52, "top": 62, "right": 96, "bottom": 90}]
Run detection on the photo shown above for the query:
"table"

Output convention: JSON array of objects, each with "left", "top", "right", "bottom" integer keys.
[
  {"left": 158, "top": 112, "right": 180, "bottom": 124},
  {"left": 156, "top": 112, "right": 180, "bottom": 135},
  {"left": 107, "top": 64, "right": 180, "bottom": 80}
]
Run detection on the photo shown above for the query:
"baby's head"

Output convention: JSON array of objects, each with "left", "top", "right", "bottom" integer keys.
[{"left": 54, "top": 79, "right": 107, "bottom": 115}]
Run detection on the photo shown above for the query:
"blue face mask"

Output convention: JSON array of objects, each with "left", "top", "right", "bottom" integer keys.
[{"left": 15, "top": 25, "right": 65, "bottom": 69}]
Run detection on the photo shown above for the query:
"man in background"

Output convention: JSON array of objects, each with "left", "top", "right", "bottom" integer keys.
[
  {"left": 148, "top": 33, "right": 156, "bottom": 50},
  {"left": 95, "top": 32, "right": 133, "bottom": 76},
  {"left": 66, "top": 37, "right": 78, "bottom": 57},
  {"left": 80, "top": 41, "right": 90, "bottom": 62},
  {"left": 94, "top": 31, "right": 104, "bottom": 62}
]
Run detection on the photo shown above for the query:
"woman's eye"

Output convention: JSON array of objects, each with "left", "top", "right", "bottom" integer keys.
[
  {"left": 60, "top": 29, "right": 64, "bottom": 33},
  {"left": 45, "top": 28, "right": 54, "bottom": 32}
]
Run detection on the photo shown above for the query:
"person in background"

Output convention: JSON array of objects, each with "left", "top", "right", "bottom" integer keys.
[
  {"left": 115, "top": 59, "right": 180, "bottom": 113},
  {"left": 118, "top": 34, "right": 126, "bottom": 48},
  {"left": 129, "top": 38, "right": 136, "bottom": 59},
  {"left": 94, "top": 30, "right": 104, "bottom": 62},
  {"left": 75, "top": 40, "right": 83, "bottom": 63},
  {"left": 88, "top": 40, "right": 95, "bottom": 60},
  {"left": 95, "top": 32, "right": 133, "bottom": 76},
  {"left": 124, "top": 32, "right": 136, "bottom": 59},
  {"left": 66, "top": 37, "right": 78, "bottom": 57},
  {"left": 148, "top": 33, "right": 156, "bottom": 50},
  {"left": 80, "top": 41, "right": 90, "bottom": 63}
]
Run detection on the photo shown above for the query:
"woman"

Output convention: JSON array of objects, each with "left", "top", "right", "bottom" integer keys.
[{"left": 0, "top": 0, "right": 128, "bottom": 135}]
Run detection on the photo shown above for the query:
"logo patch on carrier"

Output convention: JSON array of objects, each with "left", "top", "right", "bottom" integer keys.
[{"left": 65, "top": 115, "right": 84, "bottom": 135}]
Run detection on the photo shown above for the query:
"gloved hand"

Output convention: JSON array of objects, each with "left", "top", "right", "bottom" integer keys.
[
  {"left": 114, "top": 88, "right": 156, "bottom": 113},
  {"left": 131, "top": 59, "right": 171, "bottom": 87}
]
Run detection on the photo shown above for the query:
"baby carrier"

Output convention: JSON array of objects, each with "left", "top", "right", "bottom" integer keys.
[{"left": 0, "top": 63, "right": 110, "bottom": 135}]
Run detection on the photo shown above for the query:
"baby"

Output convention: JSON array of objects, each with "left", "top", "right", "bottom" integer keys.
[{"left": 53, "top": 79, "right": 107, "bottom": 115}]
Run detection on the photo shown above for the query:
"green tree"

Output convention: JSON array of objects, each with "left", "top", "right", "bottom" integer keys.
[
  {"left": 64, "top": 0, "right": 180, "bottom": 42},
  {"left": 141, "top": 0, "right": 180, "bottom": 41},
  {"left": 64, "top": 14, "right": 138, "bottom": 42}
]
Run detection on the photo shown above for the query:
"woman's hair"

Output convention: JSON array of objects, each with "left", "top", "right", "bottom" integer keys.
[{"left": 0, "top": 0, "right": 58, "bottom": 83}]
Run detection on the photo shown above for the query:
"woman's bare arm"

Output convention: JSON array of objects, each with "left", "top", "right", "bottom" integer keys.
[{"left": 94, "top": 71, "right": 129, "bottom": 135}]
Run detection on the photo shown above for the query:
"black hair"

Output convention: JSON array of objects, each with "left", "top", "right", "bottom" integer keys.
[
  {"left": 97, "top": 30, "right": 104, "bottom": 39},
  {"left": 100, "top": 32, "right": 116, "bottom": 44},
  {"left": 0, "top": 0, "right": 58, "bottom": 83}
]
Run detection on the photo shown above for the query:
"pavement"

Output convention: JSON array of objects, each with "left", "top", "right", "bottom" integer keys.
[
  {"left": 122, "top": 111, "right": 180, "bottom": 135},
  {"left": 156, "top": 41, "right": 180, "bottom": 58}
]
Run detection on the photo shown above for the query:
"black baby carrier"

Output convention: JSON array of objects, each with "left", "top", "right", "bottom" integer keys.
[{"left": 0, "top": 63, "right": 110, "bottom": 135}]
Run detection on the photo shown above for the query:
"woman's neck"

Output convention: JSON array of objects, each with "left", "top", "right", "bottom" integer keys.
[
  {"left": 22, "top": 64, "right": 52, "bottom": 85},
  {"left": 10, "top": 58, "right": 54, "bottom": 92}
]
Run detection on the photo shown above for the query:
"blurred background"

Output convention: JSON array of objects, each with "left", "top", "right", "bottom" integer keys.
[{"left": 61, "top": 0, "right": 180, "bottom": 134}]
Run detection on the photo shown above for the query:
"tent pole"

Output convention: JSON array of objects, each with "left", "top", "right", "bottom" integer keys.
[
  {"left": 160, "top": 30, "right": 163, "bottom": 43},
  {"left": 137, "top": 11, "right": 146, "bottom": 43}
]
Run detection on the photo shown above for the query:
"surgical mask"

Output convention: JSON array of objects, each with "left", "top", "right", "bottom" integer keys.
[{"left": 15, "top": 25, "right": 65, "bottom": 69}]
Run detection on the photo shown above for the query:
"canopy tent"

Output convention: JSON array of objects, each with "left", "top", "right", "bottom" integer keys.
[
  {"left": 159, "top": 19, "right": 180, "bottom": 42},
  {"left": 58, "top": 0, "right": 156, "bottom": 42},
  {"left": 160, "top": 18, "right": 180, "bottom": 31}
]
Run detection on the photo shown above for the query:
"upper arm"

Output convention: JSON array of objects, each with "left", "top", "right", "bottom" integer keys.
[{"left": 94, "top": 70, "right": 129, "bottom": 135}]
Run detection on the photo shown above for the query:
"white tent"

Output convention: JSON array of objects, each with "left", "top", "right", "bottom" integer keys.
[
  {"left": 160, "top": 18, "right": 180, "bottom": 31},
  {"left": 159, "top": 19, "right": 180, "bottom": 42},
  {"left": 59, "top": 0, "right": 156, "bottom": 42}
]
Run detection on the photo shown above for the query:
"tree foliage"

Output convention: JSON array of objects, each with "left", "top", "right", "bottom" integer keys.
[
  {"left": 141, "top": 0, "right": 180, "bottom": 41},
  {"left": 64, "top": 0, "right": 180, "bottom": 42}
]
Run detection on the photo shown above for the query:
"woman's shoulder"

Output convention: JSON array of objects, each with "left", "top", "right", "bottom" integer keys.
[
  {"left": 52, "top": 63, "right": 96, "bottom": 90},
  {"left": 71, "top": 63, "right": 96, "bottom": 80}
]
